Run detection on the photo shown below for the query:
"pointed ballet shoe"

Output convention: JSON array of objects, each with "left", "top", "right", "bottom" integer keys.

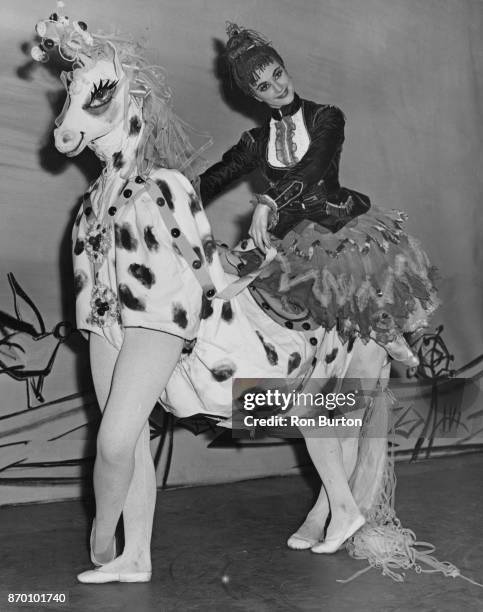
[
  {"left": 90, "top": 519, "right": 116, "bottom": 567},
  {"left": 311, "top": 514, "right": 365, "bottom": 554},
  {"left": 395, "top": 352, "right": 419, "bottom": 368},
  {"left": 77, "top": 568, "right": 152, "bottom": 584},
  {"left": 287, "top": 533, "right": 319, "bottom": 550},
  {"left": 384, "top": 338, "right": 419, "bottom": 368}
]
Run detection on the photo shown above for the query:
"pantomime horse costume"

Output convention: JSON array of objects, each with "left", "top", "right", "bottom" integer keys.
[{"left": 31, "top": 6, "right": 469, "bottom": 584}]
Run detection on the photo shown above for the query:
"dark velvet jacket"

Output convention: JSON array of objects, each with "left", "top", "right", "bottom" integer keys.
[{"left": 199, "top": 95, "right": 370, "bottom": 235}]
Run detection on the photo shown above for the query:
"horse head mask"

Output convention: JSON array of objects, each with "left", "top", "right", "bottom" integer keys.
[{"left": 31, "top": 4, "right": 211, "bottom": 181}]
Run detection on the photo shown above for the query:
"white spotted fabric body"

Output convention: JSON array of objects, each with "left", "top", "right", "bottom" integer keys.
[{"left": 73, "top": 166, "right": 352, "bottom": 420}]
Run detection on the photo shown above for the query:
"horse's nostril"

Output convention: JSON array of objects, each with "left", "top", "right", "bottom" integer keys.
[{"left": 62, "top": 132, "right": 73, "bottom": 143}]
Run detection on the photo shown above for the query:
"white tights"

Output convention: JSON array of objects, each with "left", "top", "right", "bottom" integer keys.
[{"left": 89, "top": 329, "right": 183, "bottom": 570}]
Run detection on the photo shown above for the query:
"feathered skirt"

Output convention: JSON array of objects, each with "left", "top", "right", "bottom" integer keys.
[{"left": 235, "top": 207, "right": 439, "bottom": 343}]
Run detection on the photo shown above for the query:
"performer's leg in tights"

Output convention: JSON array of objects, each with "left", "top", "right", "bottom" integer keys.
[
  {"left": 300, "top": 435, "right": 364, "bottom": 552},
  {"left": 290, "top": 340, "right": 388, "bottom": 552},
  {"left": 89, "top": 333, "right": 156, "bottom": 571},
  {"left": 87, "top": 328, "right": 183, "bottom": 575},
  {"left": 287, "top": 436, "right": 359, "bottom": 549}
]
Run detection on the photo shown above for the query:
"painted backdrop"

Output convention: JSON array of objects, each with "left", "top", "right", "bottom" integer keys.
[{"left": 0, "top": 0, "right": 482, "bottom": 504}]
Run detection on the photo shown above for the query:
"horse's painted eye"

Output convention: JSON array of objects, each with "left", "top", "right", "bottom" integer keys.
[{"left": 84, "top": 79, "right": 119, "bottom": 110}]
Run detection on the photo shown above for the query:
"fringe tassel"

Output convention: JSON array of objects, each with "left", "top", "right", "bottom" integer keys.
[
  {"left": 338, "top": 508, "right": 483, "bottom": 586},
  {"left": 341, "top": 387, "right": 483, "bottom": 587}
]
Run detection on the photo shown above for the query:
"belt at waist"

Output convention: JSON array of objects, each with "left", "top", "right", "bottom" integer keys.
[{"left": 284, "top": 187, "right": 371, "bottom": 218}]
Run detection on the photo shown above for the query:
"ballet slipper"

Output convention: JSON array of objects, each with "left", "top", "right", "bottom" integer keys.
[
  {"left": 310, "top": 514, "right": 365, "bottom": 554},
  {"left": 90, "top": 519, "right": 116, "bottom": 567},
  {"left": 287, "top": 533, "right": 319, "bottom": 550},
  {"left": 383, "top": 337, "right": 419, "bottom": 368},
  {"left": 77, "top": 568, "right": 151, "bottom": 584}
]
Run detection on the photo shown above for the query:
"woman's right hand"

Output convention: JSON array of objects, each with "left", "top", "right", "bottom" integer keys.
[{"left": 249, "top": 203, "right": 271, "bottom": 253}]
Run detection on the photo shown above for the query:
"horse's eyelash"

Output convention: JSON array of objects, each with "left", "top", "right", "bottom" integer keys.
[{"left": 89, "top": 79, "right": 118, "bottom": 104}]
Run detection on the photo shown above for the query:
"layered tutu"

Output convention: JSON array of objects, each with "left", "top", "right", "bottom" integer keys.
[{"left": 236, "top": 207, "right": 439, "bottom": 342}]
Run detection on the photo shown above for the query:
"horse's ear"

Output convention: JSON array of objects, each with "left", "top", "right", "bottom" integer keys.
[{"left": 104, "top": 41, "right": 124, "bottom": 79}]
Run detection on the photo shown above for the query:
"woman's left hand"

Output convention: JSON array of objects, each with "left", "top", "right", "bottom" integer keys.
[{"left": 249, "top": 203, "right": 271, "bottom": 253}]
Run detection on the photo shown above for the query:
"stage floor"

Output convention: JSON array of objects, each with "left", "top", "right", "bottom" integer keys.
[{"left": 1, "top": 453, "right": 482, "bottom": 612}]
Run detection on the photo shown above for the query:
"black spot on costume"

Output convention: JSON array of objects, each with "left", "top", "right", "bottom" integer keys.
[
  {"left": 325, "top": 348, "right": 339, "bottom": 363},
  {"left": 255, "top": 330, "right": 279, "bottom": 366},
  {"left": 287, "top": 351, "right": 301, "bottom": 375},
  {"left": 112, "top": 151, "right": 124, "bottom": 169},
  {"left": 73, "top": 239, "right": 84, "bottom": 255},
  {"left": 221, "top": 301, "right": 233, "bottom": 322},
  {"left": 74, "top": 270, "right": 87, "bottom": 297},
  {"left": 128, "top": 263, "right": 156, "bottom": 289},
  {"left": 144, "top": 226, "right": 159, "bottom": 251},
  {"left": 115, "top": 223, "right": 138, "bottom": 251},
  {"left": 172, "top": 303, "right": 188, "bottom": 329},
  {"left": 210, "top": 361, "right": 237, "bottom": 382},
  {"left": 118, "top": 284, "right": 146, "bottom": 311},
  {"left": 156, "top": 180, "right": 175, "bottom": 210},
  {"left": 200, "top": 293, "right": 214, "bottom": 320}
]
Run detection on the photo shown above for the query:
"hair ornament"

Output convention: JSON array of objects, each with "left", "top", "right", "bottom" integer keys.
[
  {"left": 225, "top": 22, "right": 272, "bottom": 61},
  {"left": 31, "top": 1, "right": 93, "bottom": 63}
]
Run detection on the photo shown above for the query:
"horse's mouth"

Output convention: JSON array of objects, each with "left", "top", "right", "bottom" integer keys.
[{"left": 64, "top": 132, "right": 86, "bottom": 157}]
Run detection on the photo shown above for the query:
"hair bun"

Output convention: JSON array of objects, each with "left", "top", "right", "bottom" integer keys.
[
  {"left": 225, "top": 21, "right": 242, "bottom": 40},
  {"left": 224, "top": 22, "right": 270, "bottom": 61},
  {"left": 222, "top": 22, "right": 282, "bottom": 94}
]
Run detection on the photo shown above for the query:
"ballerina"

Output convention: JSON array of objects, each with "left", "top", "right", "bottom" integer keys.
[{"left": 199, "top": 24, "right": 439, "bottom": 369}]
